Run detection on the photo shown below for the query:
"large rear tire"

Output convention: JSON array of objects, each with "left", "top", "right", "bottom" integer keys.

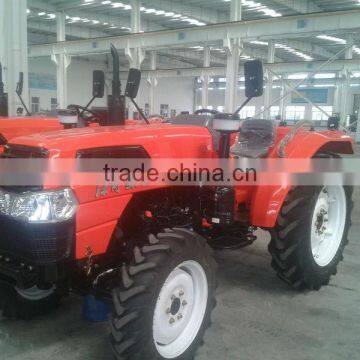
[
  {"left": 110, "top": 228, "right": 217, "bottom": 360},
  {"left": 0, "top": 282, "right": 60, "bottom": 319},
  {"left": 269, "top": 185, "right": 353, "bottom": 290}
]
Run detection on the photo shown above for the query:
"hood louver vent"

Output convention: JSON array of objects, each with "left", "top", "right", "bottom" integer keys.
[{"left": 2, "top": 144, "right": 49, "bottom": 158}]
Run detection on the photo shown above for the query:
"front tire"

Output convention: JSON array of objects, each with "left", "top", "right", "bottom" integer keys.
[
  {"left": 110, "top": 228, "right": 217, "bottom": 360},
  {"left": 0, "top": 282, "right": 60, "bottom": 319},
  {"left": 269, "top": 185, "right": 353, "bottom": 290}
]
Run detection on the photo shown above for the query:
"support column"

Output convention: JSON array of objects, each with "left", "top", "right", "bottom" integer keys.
[
  {"left": 53, "top": 11, "right": 71, "bottom": 109},
  {"left": 131, "top": 0, "right": 141, "bottom": 33},
  {"left": 357, "top": 109, "right": 360, "bottom": 143},
  {"left": 339, "top": 34, "right": 354, "bottom": 127},
  {"left": 148, "top": 50, "right": 157, "bottom": 115},
  {"left": 0, "top": 0, "right": 29, "bottom": 116},
  {"left": 333, "top": 73, "right": 341, "bottom": 114},
  {"left": 127, "top": 3, "right": 144, "bottom": 117},
  {"left": 264, "top": 40, "right": 275, "bottom": 119},
  {"left": 201, "top": 46, "right": 211, "bottom": 109},
  {"left": 230, "top": 0, "right": 242, "bottom": 21},
  {"left": 279, "top": 76, "right": 286, "bottom": 120},
  {"left": 224, "top": 38, "right": 241, "bottom": 113}
]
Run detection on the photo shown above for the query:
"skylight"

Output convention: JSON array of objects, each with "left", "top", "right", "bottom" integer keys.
[
  {"left": 250, "top": 41, "right": 313, "bottom": 61},
  {"left": 223, "top": 0, "right": 282, "bottom": 17}
]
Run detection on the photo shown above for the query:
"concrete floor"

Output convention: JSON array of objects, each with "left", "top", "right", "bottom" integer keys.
[{"left": 1, "top": 189, "right": 359, "bottom": 360}]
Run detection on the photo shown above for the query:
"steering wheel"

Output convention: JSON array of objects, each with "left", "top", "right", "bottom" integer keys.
[
  {"left": 67, "top": 104, "right": 101, "bottom": 123},
  {"left": 194, "top": 109, "right": 220, "bottom": 116}
]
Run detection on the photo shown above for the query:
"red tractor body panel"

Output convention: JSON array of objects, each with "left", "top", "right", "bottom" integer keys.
[
  {"left": 0, "top": 117, "right": 63, "bottom": 143},
  {"left": 250, "top": 128, "right": 355, "bottom": 228},
  {"left": 5, "top": 123, "right": 355, "bottom": 259},
  {"left": 8, "top": 124, "right": 215, "bottom": 259}
]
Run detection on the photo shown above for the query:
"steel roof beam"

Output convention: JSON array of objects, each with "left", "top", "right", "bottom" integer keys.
[
  {"left": 124, "top": 58, "right": 360, "bottom": 78},
  {"left": 28, "top": 10, "right": 360, "bottom": 58}
]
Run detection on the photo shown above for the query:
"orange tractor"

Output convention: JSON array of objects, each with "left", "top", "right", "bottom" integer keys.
[{"left": 0, "top": 46, "right": 355, "bottom": 360}]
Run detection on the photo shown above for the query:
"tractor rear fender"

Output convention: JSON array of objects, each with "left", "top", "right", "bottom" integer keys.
[{"left": 249, "top": 131, "right": 354, "bottom": 228}]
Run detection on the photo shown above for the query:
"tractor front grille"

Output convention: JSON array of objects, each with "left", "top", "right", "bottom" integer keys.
[{"left": 0, "top": 215, "right": 75, "bottom": 265}]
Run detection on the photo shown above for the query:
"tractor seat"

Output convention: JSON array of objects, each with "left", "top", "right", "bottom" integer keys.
[{"left": 231, "top": 119, "right": 275, "bottom": 158}]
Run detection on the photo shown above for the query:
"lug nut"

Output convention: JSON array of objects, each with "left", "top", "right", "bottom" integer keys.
[
  {"left": 182, "top": 300, "right": 187, "bottom": 306},
  {"left": 169, "top": 318, "right": 175, "bottom": 324},
  {"left": 179, "top": 290, "right": 184, "bottom": 297},
  {"left": 171, "top": 295, "right": 176, "bottom": 301},
  {"left": 166, "top": 308, "right": 171, "bottom": 314},
  {"left": 177, "top": 314, "right": 183, "bottom": 320}
]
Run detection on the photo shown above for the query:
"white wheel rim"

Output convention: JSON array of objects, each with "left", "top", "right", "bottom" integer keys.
[
  {"left": 311, "top": 186, "right": 347, "bottom": 267},
  {"left": 15, "top": 285, "right": 55, "bottom": 301},
  {"left": 153, "top": 260, "right": 208, "bottom": 359}
]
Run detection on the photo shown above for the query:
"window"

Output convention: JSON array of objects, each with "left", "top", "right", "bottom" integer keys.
[
  {"left": 270, "top": 106, "right": 280, "bottom": 120},
  {"left": 31, "top": 97, "right": 40, "bottom": 113},
  {"left": 217, "top": 105, "right": 224, "bottom": 113},
  {"left": 312, "top": 106, "right": 333, "bottom": 121},
  {"left": 51, "top": 98, "right": 57, "bottom": 112},
  {"left": 144, "top": 103, "right": 150, "bottom": 116},
  {"left": 239, "top": 106, "right": 256, "bottom": 119},
  {"left": 160, "top": 104, "right": 169, "bottom": 117},
  {"left": 286, "top": 106, "right": 305, "bottom": 121}
]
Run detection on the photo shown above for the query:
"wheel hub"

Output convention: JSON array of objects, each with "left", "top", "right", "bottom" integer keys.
[
  {"left": 311, "top": 186, "right": 346, "bottom": 267},
  {"left": 153, "top": 260, "right": 208, "bottom": 359}
]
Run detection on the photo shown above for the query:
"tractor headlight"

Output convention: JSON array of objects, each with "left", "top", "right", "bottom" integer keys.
[{"left": 0, "top": 188, "right": 78, "bottom": 223}]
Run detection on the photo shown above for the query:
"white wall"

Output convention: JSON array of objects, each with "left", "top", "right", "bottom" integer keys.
[
  {"left": 135, "top": 77, "right": 195, "bottom": 115},
  {"left": 28, "top": 57, "right": 360, "bottom": 120},
  {"left": 196, "top": 86, "right": 337, "bottom": 120},
  {"left": 29, "top": 57, "right": 195, "bottom": 115},
  {"left": 28, "top": 57, "right": 108, "bottom": 112}
]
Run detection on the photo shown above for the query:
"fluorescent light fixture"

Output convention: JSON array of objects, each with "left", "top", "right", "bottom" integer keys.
[
  {"left": 354, "top": 47, "right": 360, "bottom": 55},
  {"left": 38, "top": 12, "right": 46, "bottom": 16},
  {"left": 250, "top": 40, "right": 313, "bottom": 60},
  {"left": 112, "top": 2, "right": 125, "bottom": 8},
  {"left": 314, "top": 84, "right": 335, "bottom": 87},
  {"left": 103, "top": 1, "right": 206, "bottom": 27},
  {"left": 288, "top": 73, "right": 309, "bottom": 80},
  {"left": 250, "top": 40, "right": 268, "bottom": 46},
  {"left": 316, "top": 35, "right": 346, "bottom": 44},
  {"left": 314, "top": 73, "right": 336, "bottom": 79},
  {"left": 27, "top": 9, "right": 31, "bottom": 14},
  {"left": 224, "top": 0, "right": 282, "bottom": 17}
]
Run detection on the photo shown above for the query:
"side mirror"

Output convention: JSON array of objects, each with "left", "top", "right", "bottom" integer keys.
[
  {"left": 244, "top": 60, "right": 264, "bottom": 98},
  {"left": 93, "top": 70, "right": 105, "bottom": 98},
  {"left": 125, "top": 68, "right": 141, "bottom": 99},
  {"left": 16, "top": 72, "right": 24, "bottom": 96}
]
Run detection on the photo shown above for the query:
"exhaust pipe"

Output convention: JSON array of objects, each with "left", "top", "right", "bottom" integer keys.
[{"left": 108, "top": 44, "right": 125, "bottom": 125}]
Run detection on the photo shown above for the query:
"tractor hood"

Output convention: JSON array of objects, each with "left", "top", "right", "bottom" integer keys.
[
  {"left": 6, "top": 123, "right": 215, "bottom": 158},
  {"left": 0, "top": 117, "right": 62, "bottom": 143}
]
